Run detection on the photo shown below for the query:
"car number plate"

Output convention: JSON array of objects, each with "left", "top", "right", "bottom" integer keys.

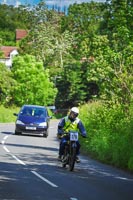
[{"left": 26, "top": 126, "right": 36, "bottom": 130}]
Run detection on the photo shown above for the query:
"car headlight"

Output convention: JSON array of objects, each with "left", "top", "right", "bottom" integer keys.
[
  {"left": 16, "top": 120, "right": 24, "bottom": 125},
  {"left": 39, "top": 122, "right": 47, "bottom": 127}
]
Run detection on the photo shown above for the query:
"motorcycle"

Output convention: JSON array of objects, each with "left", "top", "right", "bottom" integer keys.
[{"left": 61, "top": 131, "right": 79, "bottom": 171}]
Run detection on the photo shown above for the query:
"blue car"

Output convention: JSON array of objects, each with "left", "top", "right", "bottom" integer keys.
[{"left": 14, "top": 105, "right": 52, "bottom": 137}]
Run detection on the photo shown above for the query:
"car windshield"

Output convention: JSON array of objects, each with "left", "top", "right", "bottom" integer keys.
[{"left": 20, "top": 107, "right": 47, "bottom": 118}]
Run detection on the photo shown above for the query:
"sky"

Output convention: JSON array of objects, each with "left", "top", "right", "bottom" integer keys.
[
  {"left": 0, "top": 0, "right": 106, "bottom": 7},
  {"left": 44, "top": 0, "right": 105, "bottom": 7}
]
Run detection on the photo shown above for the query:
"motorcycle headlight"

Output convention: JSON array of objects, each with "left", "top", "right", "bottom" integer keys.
[
  {"left": 16, "top": 120, "right": 24, "bottom": 125},
  {"left": 39, "top": 122, "right": 47, "bottom": 127}
]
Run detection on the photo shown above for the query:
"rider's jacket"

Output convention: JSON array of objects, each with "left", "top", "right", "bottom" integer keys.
[
  {"left": 58, "top": 116, "right": 87, "bottom": 137},
  {"left": 63, "top": 116, "right": 80, "bottom": 132}
]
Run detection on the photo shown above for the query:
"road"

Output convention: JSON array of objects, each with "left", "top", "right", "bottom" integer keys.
[{"left": 0, "top": 121, "right": 133, "bottom": 200}]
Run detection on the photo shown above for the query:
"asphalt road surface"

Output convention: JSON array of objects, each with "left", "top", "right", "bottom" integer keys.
[{"left": 0, "top": 121, "right": 133, "bottom": 200}]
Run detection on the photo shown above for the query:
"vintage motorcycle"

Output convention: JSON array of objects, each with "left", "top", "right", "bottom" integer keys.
[{"left": 61, "top": 131, "right": 79, "bottom": 171}]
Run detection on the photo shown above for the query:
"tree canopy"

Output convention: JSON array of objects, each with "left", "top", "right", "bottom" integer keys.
[
  {"left": 11, "top": 55, "right": 57, "bottom": 106},
  {"left": 0, "top": 0, "right": 132, "bottom": 109}
]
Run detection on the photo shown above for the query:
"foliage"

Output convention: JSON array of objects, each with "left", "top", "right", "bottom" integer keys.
[
  {"left": 61, "top": 2, "right": 104, "bottom": 59},
  {"left": 101, "top": 0, "right": 133, "bottom": 50},
  {"left": 0, "top": 105, "right": 20, "bottom": 123},
  {"left": 0, "top": 4, "right": 30, "bottom": 45},
  {"left": 0, "top": 63, "right": 16, "bottom": 105},
  {"left": 80, "top": 102, "right": 133, "bottom": 170},
  {"left": 79, "top": 101, "right": 133, "bottom": 171},
  {"left": 1, "top": 1, "right": 132, "bottom": 109},
  {"left": 55, "top": 61, "right": 89, "bottom": 108},
  {"left": 11, "top": 55, "right": 57, "bottom": 106},
  {"left": 0, "top": 30, "right": 16, "bottom": 46},
  {"left": 59, "top": 0, "right": 133, "bottom": 108},
  {"left": 87, "top": 36, "right": 133, "bottom": 107},
  {"left": 19, "top": 2, "right": 75, "bottom": 70}
]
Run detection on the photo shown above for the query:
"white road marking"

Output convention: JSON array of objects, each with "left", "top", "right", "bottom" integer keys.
[
  {"left": 3, "top": 145, "right": 10, "bottom": 153},
  {"left": 31, "top": 171, "right": 58, "bottom": 188},
  {"left": 1, "top": 135, "right": 9, "bottom": 144},
  {"left": 11, "top": 154, "right": 26, "bottom": 165},
  {"left": 70, "top": 198, "right": 78, "bottom": 200},
  {"left": 1, "top": 140, "right": 4, "bottom": 144},
  {"left": 3, "top": 143, "right": 26, "bottom": 165},
  {"left": 1, "top": 134, "right": 59, "bottom": 188}
]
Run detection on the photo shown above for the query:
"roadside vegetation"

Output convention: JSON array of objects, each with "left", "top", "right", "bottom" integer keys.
[
  {"left": 0, "top": 1, "right": 132, "bottom": 172},
  {"left": 0, "top": 105, "right": 20, "bottom": 123},
  {"left": 79, "top": 101, "right": 133, "bottom": 172}
]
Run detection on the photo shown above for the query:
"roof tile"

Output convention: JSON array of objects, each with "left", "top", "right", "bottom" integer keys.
[
  {"left": 0, "top": 46, "right": 18, "bottom": 58},
  {"left": 16, "top": 29, "right": 28, "bottom": 40}
]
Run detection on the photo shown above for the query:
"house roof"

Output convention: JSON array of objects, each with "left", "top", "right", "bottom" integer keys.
[
  {"left": 0, "top": 46, "right": 18, "bottom": 58},
  {"left": 16, "top": 29, "right": 28, "bottom": 40}
]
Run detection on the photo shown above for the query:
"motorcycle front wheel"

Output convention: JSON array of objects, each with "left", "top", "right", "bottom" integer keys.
[
  {"left": 69, "top": 147, "right": 76, "bottom": 171},
  {"left": 62, "top": 145, "right": 69, "bottom": 168}
]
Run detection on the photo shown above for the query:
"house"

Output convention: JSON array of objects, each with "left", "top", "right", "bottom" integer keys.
[
  {"left": 16, "top": 29, "right": 28, "bottom": 42},
  {"left": 0, "top": 29, "right": 28, "bottom": 68},
  {"left": 0, "top": 46, "right": 18, "bottom": 68}
]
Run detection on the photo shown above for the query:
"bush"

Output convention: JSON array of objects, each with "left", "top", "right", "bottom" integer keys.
[
  {"left": 0, "top": 105, "right": 20, "bottom": 123},
  {"left": 79, "top": 101, "right": 133, "bottom": 172}
]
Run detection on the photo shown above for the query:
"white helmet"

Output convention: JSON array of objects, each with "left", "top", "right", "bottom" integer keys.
[
  {"left": 71, "top": 107, "right": 79, "bottom": 114},
  {"left": 69, "top": 107, "right": 79, "bottom": 120}
]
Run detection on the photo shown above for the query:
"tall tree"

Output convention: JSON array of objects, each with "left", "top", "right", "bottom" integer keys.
[
  {"left": 11, "top": 55, "right": 57, "bottom": 106},
  {"left": 87, "top": 35, "right": 133, "bottom": 107},
  {"left": 20, "top": 2, "right": 75, "bottom": 70},
  {"left": 101, "top": 0, "right": 133, "bottom": 50},
  {"left": 61, "top": 2, "right": 104, "bottom": 59}
]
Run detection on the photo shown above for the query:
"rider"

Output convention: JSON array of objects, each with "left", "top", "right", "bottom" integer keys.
[{"left": 57, "top": 107, "right": 87, "bottom": 163}]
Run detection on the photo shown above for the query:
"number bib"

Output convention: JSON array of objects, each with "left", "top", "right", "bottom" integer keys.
[{"left": 70, "top": 132, "right": 78, "bottom": 141}]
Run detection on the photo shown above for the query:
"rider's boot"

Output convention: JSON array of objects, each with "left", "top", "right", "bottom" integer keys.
[
  {"left": 76, "top": 156, "right": 80, "bottom": 163},
  {"left": 58, "top": 155, "right": 62, "bottom": 161}
]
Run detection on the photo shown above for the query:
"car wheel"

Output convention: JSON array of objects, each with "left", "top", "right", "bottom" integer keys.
[
  {"left": 43, "top": 131, "right": 48, "bottom": 138},
  {"left": 15, "top": 131, "right": 21, "bottom": 135}
]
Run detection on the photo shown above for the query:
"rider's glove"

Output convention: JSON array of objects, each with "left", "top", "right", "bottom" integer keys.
[
  {"left": 82, "top": 134, "right": 87, "bottom": 138},
  {"left": 57, "top": 133, "right": 62, "bottom": 139},
  {"left": 63, "top": 132, "right": 69, "bottom": 140}
]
